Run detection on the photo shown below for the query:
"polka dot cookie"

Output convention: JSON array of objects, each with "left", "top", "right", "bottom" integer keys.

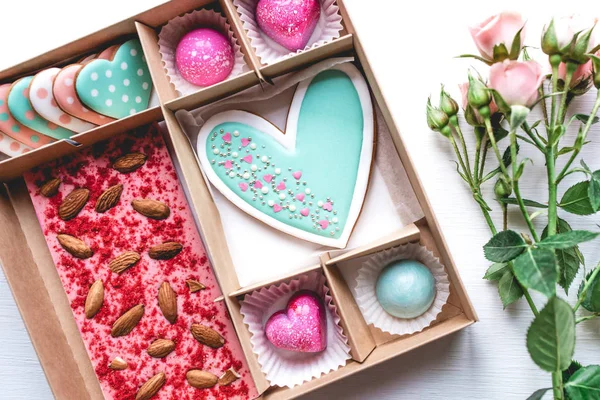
[
  {"left": 30, "top": 68, "right": 96, "bottom": 133},
  {"left": 0, "top": 84, "right": 54, "bottom": 148},
  {"left": 76, "top": 39, "right": 152, "bottom": 119},
  {"left": 53, "top": 65, "right": 115, "bottom": 126},
  {"left": 7, "top": 77, "right": 74, "bottom": 140},
  {"left": 0, "top": 131, "right": 32, "bottom": 157}
]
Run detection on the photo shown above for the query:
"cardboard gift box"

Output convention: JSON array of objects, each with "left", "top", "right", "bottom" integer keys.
[{"left": 0, "top": 0, "right": 477, "bottom": 398}]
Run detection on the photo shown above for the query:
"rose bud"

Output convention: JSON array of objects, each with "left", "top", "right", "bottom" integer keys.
[
  {"left": 489, "top": 60, "right": 545, "bottom": 108},
  {"left": 426, "top": 99, "right": 451, "bottom": 137},
  {"left": 494, "top": 179, "right": 512, "bottom": 199},
  {"left": 469, "top": 12, "right": 525, "bottom": 63},
  {"left": 557, "top": 59, "right": 593, "bottom": 95},
  {"left": 589, "top": 54, "right": 600, "bottom": 89},
  {"left": 544, "top": 15, "right": 597, "bottom": 61},
  {"left": 439, "top": 87, "right": 459, "bottom": 118},
  {"left": 467, "top": 74, "right": 492, "bottom": 110},
  {"left": 459, "top": 82, "right": 498, "bottom": 126}
]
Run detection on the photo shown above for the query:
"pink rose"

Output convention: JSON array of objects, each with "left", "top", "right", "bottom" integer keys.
[
  {"left": 459, "top": 82, "right": 498, "bottom": 124},
  {"left": 552, "top": 15, "right": 597, "bottom": 50},
  {"left": 489, "top": 60, "right": 545, "bottom": 107},
  {"left": 558, "top": 60, "right": 593, "bottom": 88},
  {"left": 469, "top": 12, "right": 526, "bottom": 61}
]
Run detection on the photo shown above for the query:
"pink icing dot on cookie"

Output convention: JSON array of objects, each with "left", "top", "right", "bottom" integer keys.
[
  {"left": 323, "top": 202, "right": 333, "bottom": 211},
  {"left": 241, "top": 138, "right": 250, "bottom": 147},
  {"left": 222, "top": 132, "right": 231, "bottom": 143},
  {"left": 10, "top": 141, "right": 19, "bottom": 151},
  {"left": 239, "top": 182, "right": 248, "bottom": 192},
  {"left": 36, "top": 88, "right": 48, "bottom": 99},
  {"left": 22, "top": 88, "right": 29, "bottom": 99},
  {"left": 296, "top": 193, "right": 305, "bottom": 201},
  {"left": 242, "top": 155, "right": 252, "bottom": 163},
  {"left": 300, "top": 208, "right": 309, "bottom": 217},
  {"left": 25, "top": 111, "right": 35, "bottom": 121},
  {"left": 263, "top": 174, "right": 273, "bottom": 183},
  {"left": 319, "top": 220, "right": 329, "bottom": 229},
  {"left": 59, "top": 114, "right": 72, "bottom": 124},
  {"left": 254, "top": 180, "right": 263, "bottom": 189},
  {"left": 292, "top": 171, "right": 302, "bottom": 180},
  {"left": 276, "top": 181, "right": 286, "bottom": 190},
  {"left": 273, "top": 204, "right": 282, "bottom": 213},
  {"left": 47, "top": 122, "right": 58, "bottom": 130}
]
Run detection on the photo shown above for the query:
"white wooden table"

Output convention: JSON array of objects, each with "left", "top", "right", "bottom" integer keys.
[{"left": 1, "top": 1, "right": 599, "bottom": 398}]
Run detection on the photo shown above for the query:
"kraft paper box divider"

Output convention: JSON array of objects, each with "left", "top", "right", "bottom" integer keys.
[{"left": 0, "top": 0, "right": 477, "bottom": 399}]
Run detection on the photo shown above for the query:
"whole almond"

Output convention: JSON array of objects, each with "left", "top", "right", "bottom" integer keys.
[
  {"left": 149, "top": 242, "right": 182, "bottom": 260},
  {"left": 59, "top": 188, "right": 89, "bottom": 220},
  {"left": 218, "top": 368, "right": 240, "bottom": 386},
  {"left": 147, "top": 338, "right": 176, "bottom": 358},
  {"left": 132, "top": 199, "right": 170, "bottom": 220},
  {"left": 109, "top": 251, "right": 141, "bottom": 274},
  {"left": 108, "top": 357, "right": 128, "bottom": 370},
  {"left": 190, "top": 324, "right": 225, "bottom": 348},
  {"left": 111, "top": 304, "right": 144, "bottom": 337},
  {"left": 186, "top": 370, "right": 218, "bottom": 389},
  {"left": 135, "top": 372, "right": 165, "bottom": 400},
  {"left": 186, "top": 279, "right": 205, "bottom": 293},
  {"left": 57, "top": 234, "right": 93, "bottom": 259},
  {"left": 39, "top": 178, "right": 61, "bottom": 197},
  {"left": 84, "top": 280, "right": 104, "bottom": 319},
  {"left": 96, "top": 184, "right": 123, "bottom": 213},
  {"left": 113, "top": 152, "right": 147, "bottom": 173},
  {"left": 158, "top": 282, "right": 177, "bottom": 324}
]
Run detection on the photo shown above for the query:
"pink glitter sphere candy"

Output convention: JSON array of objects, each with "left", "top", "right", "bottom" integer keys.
[
  {"left": 264, "top": 290, "right": 327, "bottom": 353},
  {"left": 175, "top": 28, "right": 234, "bottom": 87},
  {"left": 255, "top": 0, "right": 321, "bottom": 52}
]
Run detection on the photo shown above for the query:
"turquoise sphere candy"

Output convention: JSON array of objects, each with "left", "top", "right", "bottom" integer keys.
[{"left": 375, "top": 260, "right": 436, "bottom": 319}]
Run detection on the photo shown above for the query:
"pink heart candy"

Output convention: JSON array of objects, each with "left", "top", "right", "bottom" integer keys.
[
  {"left": 264, "top": 290, "right": 327, "bottom": 353},
  {"left": 255, "top": 0, "right": 321, "bottom": 52},
  {"left": 241, "top": 138, "right": 250, "bottom": 147},
  {"left": 300, "top": 208, "right": 309, "bottom": 217},
  {"left": 276, "top": 181, "right": 286, "bottom": 190},
  {"left": 292, "top": 171, "right": 302, "bottom": 180},
  {"left": 319, "top": 220, "right": 329, "bottom": 229},
  {"left": 224, "top": 160, "right": 233, "bottom": 169},
  {"left": 323, "top": 201, "right": 332, "bottom": 211},
  {"left": 273, "top": 204, "right": 282, "bottom": 213},
  {"left": 239, "top": 182, "right": 248, "bottom": 192},
  {"left": 263, "top": 174, "right": 273, "bottom": 183},
  {"left": 242, "top": 155, "right": 253, "bottom": 163},
  {"left": 295, "top": 193, "right": 305, "bottom": 201},
  {"left": 222, "top": 132, "right": 232, "bottom": 143},
  {"left": 254, "top": 180, "right": 263, "bottom": 189}
]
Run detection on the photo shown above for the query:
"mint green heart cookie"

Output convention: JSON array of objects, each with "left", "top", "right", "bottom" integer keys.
[{"left": 76, "top": 39, "right": 152, "bottom": 119}]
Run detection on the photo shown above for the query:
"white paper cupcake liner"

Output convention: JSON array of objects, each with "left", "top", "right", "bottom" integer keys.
[
  {"left": 355, "top": 243, "right": 450, "bottom": 336},
  {"left": 234, "top": 0, "right": 344, "bottom": 64},
  {"left": 158, "top": 9, "right": 248, "bottom": 96},
  {"left": 240, "top": 270, "right": 350, "bottom": 388}
]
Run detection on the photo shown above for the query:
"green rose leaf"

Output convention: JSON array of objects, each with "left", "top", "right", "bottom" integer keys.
[
  {"left": 563, "top": 360, "right": 583, "bottom": 382},
  {"left": 526, "top": 297, "right": 575, "bottom": 372},
  {"left": 526, "top": 388, "right": 551, "bottom": 400},
  {"left": 565, "top": 365, "right": 600, "bottom": 400},
  {"left": 513, "top": 248, "right": 557, "bottom": 297},
  {"left": 498, "top": 270, "right": 524, "bottom": 308},
  {"left": 483, "top": 230, "right": 527, "bottom": 262},
  {"left": 542, "top": 218, "right": 583, "bottom": 294},
  {"left": 560, "top": 181, "right": 595, "bottom": 215},
  {"left": 537, "top": 230, "right": 600, "bottom": 249},
  {"left": 483, "top": 263, "right": 508, "bottom": 281},
  {"left": 574, "top": 113, "right": 600, "bottom": 125},
  {"left": 577, "top": 269, "right": 600, "bottom": 312},
  {"left": 498, "top": 197, "right": 548, "bottom": 208},
  {"left": 590, "top": 171, "right": 600, "bottom": 212}
]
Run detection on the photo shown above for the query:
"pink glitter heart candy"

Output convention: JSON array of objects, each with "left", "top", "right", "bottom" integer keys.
[
  {"left": 323, "top": 201, "right": 332, "bottom": 211},
  {"left": 264, "top": 290, "right": 327, "bottom": 353},
  {"left": 239, "top": 182, "right": 249, "bottom": 192},
  {"left": 263, "top": 174, "right": 273, "bottom": 183},
  {"left": 319, "top": 220, "right": 329, "bottom": 229},
  {"left": 295, "top": 193, "right": 305, "bottom": 201},
  {"left": 254, "top": 180, "right": 263, "bottom": 189},
  {"left": 292, "top": 171, "right": 302, "bottom": 180},
  {"left": 276, "top": 181, "right": 286, "bottom": 190},
  {"left": 255, "top": 0, "right": 321, "bottom": 52},
  {"left": 241, "top": 138, "right": 251, "bottom": 147},
  {"left": 273, "top": 204, "right": 282, "bottom": 212},
  {"left": 300, "top": 207, "right": 309, "bottom": 217},
  {"left": 242, "top": 155, "right": 253, "bottom": 163},
  {"left": 224, "top": 160, "right": 233, "bottom": 169},
  {"left": 222, "top": 132, "right": 232, "bottom": 143}
]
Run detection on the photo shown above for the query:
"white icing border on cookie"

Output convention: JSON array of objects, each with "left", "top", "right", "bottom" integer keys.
[{"left": 197, "top": 63, "right": 373, "bottom": 248}]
